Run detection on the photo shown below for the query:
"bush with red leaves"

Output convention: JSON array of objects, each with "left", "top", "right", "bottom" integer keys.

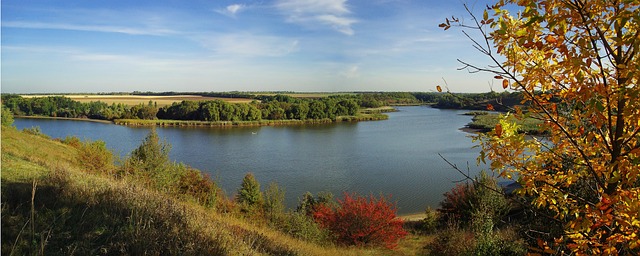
[
  {"left": 312, "top": 193, "right": 407, "bottom": 249},
  {"left": 438, "top": 182, "right": 474, "bottom": 225}
]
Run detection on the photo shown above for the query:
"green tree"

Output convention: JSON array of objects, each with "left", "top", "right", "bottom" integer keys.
[
  {"left": 1, "top": 105, "right": 14, "bottom": 126},
  {"left": 263, "top": 182, "right": 286, "bottom": 219},
  {"left": 444, "top": 1, "right": 640, "bottom": 254},
  {"left": 127, "top": 128, "right": 171, "bottom": 174},
  {"left": 236, "top": 173, "right": 263, "bottom": 211},
  {"left": 308, "top": 101, "right": 327, "bottom": 119}
]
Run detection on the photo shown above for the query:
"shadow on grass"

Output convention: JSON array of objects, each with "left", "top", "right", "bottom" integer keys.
[{"left": 1, "top": 178, "right": 227, "bottom": 256}]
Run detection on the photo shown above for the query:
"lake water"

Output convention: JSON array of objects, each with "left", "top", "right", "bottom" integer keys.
[{"left": 13, "top": 106, "right": 487, "bottom": 214}]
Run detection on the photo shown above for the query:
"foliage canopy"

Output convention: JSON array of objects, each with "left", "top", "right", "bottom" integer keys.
[{"left": 445, "top": 0, "right": 639, "bottom": 254}]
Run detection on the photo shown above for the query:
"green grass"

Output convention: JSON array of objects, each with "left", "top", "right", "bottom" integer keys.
[{"left": 467, "top": 113, "right": 545, "bottom": 135}]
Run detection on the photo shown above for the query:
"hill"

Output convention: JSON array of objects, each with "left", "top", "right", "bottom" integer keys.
[{"left": 1, "top": 126, "right": 429, "bottom": 255}]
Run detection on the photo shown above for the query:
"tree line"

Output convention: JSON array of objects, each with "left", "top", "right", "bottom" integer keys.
[
  {"left": 0, "top": 94, "right": 361, "bottom": 122},
  {"left": 157, "top": 95, "right": 360, "bottom": 121},
  {"left": 0, "top": 94, "right": 154, "bottom": 120},
  {"left": 1, "top": 92, "right": 526, "bottom": 123}
]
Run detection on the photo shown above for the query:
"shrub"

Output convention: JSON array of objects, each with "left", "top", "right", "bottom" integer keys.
[
  {"left": 438, "top": 171, "right": 509, "bottom": 229},
  {"left": 61, "top": 136, "right": 82, "bottom": 148},
  {"left": 312, "top": 193, "right": 407, "bottom": 249},
  {"left": 22, "top": 126, "right": 48, "bottom": 138},
  {"left": 438, "top": 182, "right": 474, "bottom": 225},
  {"left": 428, "top": 226, "right": 526, "bottom": 256},
  {"left": 275, "top": 212, "right": 333, "bottom": 245},
  {"left": 428, "top": 225, "right": 475, "bottom": 256},
  {"left": 296, "top": 191, "right": 336, "bottom": 216},
  {"left": 421, "top": 207, "right": 439, "bottom": 233},
  {"left": 177, "top": 168, "right": 218, "bottom": 207},
  {"left": 77, "top": 140, "right": 115, "bottom": 175}
]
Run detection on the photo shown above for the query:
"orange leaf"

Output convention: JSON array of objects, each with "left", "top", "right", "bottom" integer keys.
[
  {"left": 495, "top": 123, "right": 503, "bottom": 137},
  {"left": 436, "top": 85, "right": 442, "bottom": 92},
  {"left": 545, "top": 34, "right": 557, "bottom": 44},
  {"left": 502, "top": 79, "right": 509, "bottom": 89},
  {"left": 494, "top": 75, "right": 503, "bottom": 79},
  {"left": 487, "top": 103, "right": 495, "bottom": 111}
]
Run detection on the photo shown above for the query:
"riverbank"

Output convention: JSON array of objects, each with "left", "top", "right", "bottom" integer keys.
[
  {"left": 114, "top": 113, "right": 389, "bottom": 127},
  {"left": 15, "top": 113, "right": 389, "bottom": 128},
  {"left": 15, "top": 115, "right": 114, "bottom": 124}
]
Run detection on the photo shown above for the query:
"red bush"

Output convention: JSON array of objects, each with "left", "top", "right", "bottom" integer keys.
[{"left": 312, "top": 193, "right": 407, "bottom": 249}]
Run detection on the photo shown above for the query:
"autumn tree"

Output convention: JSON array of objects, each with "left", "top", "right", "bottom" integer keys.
[{"left": 443, "top": 1, "right": 639, "bottom": 254}]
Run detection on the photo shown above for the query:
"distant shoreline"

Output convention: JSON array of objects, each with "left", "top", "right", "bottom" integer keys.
[
  {"left": 14, "top": 114, "right": 389, "bottom": 127},
  {"left": 15, "top": 115, "right": 114, "bottom": 124},
  {"left": 113, "top": 114, "right": 389, "bottom": 127}
]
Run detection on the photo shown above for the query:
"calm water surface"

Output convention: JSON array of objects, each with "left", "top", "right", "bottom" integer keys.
[{"left": 14, "top": 106, "right": 486, "bottom": 214}]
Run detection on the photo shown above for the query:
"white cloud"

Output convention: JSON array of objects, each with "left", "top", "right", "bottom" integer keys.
[
  {"left": 2, "top": 21, "right": 175, "bottom": 36},
  {"left": 275, "top": 0, "right": 357, "bottom": 35},
  {"left": 216, "top": 4, "right": 246, "bottom": 17},
  {"left": 341, "top": 65, "right": 360, "bottom": 78},
  {"left": 198, "top": 34, "right": 299, "bottom": 57}
]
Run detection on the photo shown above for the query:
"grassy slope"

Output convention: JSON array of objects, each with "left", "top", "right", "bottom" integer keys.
[{"left": 1, "top": 126, "right": 427, "bottom": 255}]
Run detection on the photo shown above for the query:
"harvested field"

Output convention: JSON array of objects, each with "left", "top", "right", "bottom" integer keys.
[{"left": 20, "top": 95, "right": 255, "bottom": 106}]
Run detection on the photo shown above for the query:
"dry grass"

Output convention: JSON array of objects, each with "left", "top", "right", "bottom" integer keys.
[{"left": 19, "top": 94, "right": 255, "bottom": 106}]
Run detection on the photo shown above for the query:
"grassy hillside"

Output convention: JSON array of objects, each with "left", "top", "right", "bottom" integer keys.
[{"left": 1, "top": 126, "right": 430, "bottom": 255}]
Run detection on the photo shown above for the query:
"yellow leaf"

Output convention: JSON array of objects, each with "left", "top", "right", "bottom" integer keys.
[{"left": 502, "top": 79, "right": 509, "bottom": 89}]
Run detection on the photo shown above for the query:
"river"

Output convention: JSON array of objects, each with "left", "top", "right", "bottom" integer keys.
[{"left": 13, "top": 106, "right": 487, "bottom": 214}]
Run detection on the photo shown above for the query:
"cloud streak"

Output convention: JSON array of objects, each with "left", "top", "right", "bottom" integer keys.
[
  {"left": 275, "top": 0, "right": 357, "bottom": 35},
  {"left": 2, "top": 21, "right": 176, "bottom": 36},
  {"left": 198, "top": 33, "right": 299, "bottom": 57}
]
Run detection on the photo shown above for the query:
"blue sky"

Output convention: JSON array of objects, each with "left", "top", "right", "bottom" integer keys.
[{"left": 2, "top": 0, "right": 501, "bottom": 93}]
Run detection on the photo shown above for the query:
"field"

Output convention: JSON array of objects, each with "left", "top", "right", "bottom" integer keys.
[
  {"left": 253, "top": 92, "right": 354, "bottom": 98},
  {"left": 20, "top": 94, "right": 255, "bottom": 106}
]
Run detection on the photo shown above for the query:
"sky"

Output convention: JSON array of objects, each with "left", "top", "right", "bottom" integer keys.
[{"left": 1, "top": 0, "right": 502, "bottom": 93}]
